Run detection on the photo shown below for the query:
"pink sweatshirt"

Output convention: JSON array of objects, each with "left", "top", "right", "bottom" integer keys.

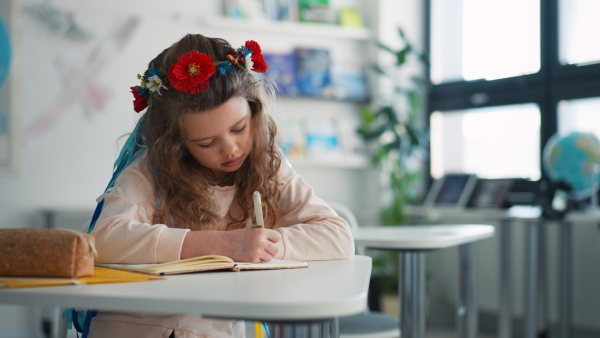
[{"left": 88, "top": 155, "right": 354, "bottom": 337}]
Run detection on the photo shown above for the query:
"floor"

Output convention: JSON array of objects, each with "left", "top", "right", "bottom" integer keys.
[
  {"left": 243, "top": 322, "right": 496, "bottom": 338},
  {"left": 428, "top": 326, "right": 495, "bottom": 338}
]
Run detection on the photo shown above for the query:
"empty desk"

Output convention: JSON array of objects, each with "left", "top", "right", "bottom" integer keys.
[{"left": 353, "top": 224, "right": 495, "bottom": 338}]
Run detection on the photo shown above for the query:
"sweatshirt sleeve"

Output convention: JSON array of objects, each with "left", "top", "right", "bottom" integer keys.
[
  {"left": 272, "top": 162, "right": 355, "bottom": 261},
  {"left": 90, "top": 161, "right": 189, "bottom": 264}
]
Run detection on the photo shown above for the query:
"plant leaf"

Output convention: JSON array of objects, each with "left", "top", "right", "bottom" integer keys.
[
  {"left": 397, "top": 27, "right": 406, "bottom": 40},
  {"left": 357, "top": 124, "right": 388, "bottom": 141},
  {"left": 373, "top": 147, "right": 388, "bottom": 166},
  {"left": 371, "top": 63, "right": 388, "bottom": 76},
  {"left": 361, "top": 106, "right": 375, "bottom": 126},
  {"left": 408, "top": 89, "right": 421, "bottom": 112},
  {"left": 396, "top": 48, "right": 408, "bottom": 66},
  {"left": 377, "top": 41, "right": 396, "bottom": 54},
  {"left": 380, "top": 106, "right": 399, "bottom": 124},
  {"left": 404, "top": 124, "right": 420, "bottom": 147}
]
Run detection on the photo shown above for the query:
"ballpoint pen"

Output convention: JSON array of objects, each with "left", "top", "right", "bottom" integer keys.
[{"left": 253, "top": 191, "right": 264, "bottom": 228}]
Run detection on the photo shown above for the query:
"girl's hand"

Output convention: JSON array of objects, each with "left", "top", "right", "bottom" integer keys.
[
  {"left": 181, "top": 228, "right": 282, "bottom": 263},
  {"left": 221, "top": 228, "right": 282, "bottom": 263}
]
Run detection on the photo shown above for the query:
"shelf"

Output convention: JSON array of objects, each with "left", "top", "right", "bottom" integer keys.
[
  {"left": 287, "top": 156, "right": 370, "bottom": 169},
  {"left": 277, "top": 94, "right": 369, "bottom": 104},
  {"left": 199, "top": 17, "right": 372, "bottom": 41}
]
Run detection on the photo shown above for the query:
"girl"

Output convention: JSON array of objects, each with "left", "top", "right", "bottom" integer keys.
[{"left": 87, "top": 34, "right": 354, "bottom": 337}]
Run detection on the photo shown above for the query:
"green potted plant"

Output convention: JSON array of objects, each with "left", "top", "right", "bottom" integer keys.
[{"left": 357, "top": 27, "right": 429, "bottom": 303}]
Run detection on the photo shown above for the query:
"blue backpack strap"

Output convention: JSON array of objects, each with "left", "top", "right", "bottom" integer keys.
[
  {"left": 65, "top": 309, "right": 97, "bottom": 338},
  {"left": 81, "top": 310, "right": 98, "bottom": 338},
  {"left": 66, "top": 115, "right": 148, "bottom": 335},
  {"left": 88, "top": 114, "right": 147, "bottom": 234}
]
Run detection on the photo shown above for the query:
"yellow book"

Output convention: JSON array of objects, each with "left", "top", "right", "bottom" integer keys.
[
  {"left": 0, "top": 266, "right": 165, "bottom": 288},
  {"left": 95, "top": 255, "right": 309, "bottom": 276}
]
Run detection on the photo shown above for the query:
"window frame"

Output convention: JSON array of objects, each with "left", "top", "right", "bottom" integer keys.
[{"left": 424, "top": 0, "right": 600, "bottom": 182}]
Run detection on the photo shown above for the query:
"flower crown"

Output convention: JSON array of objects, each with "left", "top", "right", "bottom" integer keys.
[{"left": 130, "top": 40, "right": 269, "bottom": 113}]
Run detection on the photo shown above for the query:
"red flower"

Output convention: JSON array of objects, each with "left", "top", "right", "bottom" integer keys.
[
  {"left": 167, "top": 50, "right": 217, "bottom": 94},
  {"left": 245, "top": 40, "right": 268, "bottom": 73},
  {"left": 130, "top": 86, "right": 148, "bottom": 113}
]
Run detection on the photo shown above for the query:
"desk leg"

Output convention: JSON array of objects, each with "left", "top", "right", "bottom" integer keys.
[
  {"left": 269, "top": 319, "right": 339, "bottom": 338},
  {"left": 524, "top": 221, "right": 539, "bottom": 338},
  {"left": 558, "top": 221, "right": 572, "bottom": 338},
  {"left": 399, "top": 251, "right": 425, "bottom": 338},
  {"left": 538, "top": 224, "right": 548, "bottom": 337},
  {"left": 498, "top": 219, "right": 512, "bottom": 338},
  {"left": 457, "top": 243, "right": 477, "bottom": 338}
]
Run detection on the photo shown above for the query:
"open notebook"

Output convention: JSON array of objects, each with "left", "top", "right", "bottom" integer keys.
[{"left": 95, "top": 255, "right": 308, "bottom": 276}]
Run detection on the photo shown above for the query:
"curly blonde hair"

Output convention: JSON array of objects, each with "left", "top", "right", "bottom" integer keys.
[{"left": 140, "top": 34, "right": 282, "bottom": 230}]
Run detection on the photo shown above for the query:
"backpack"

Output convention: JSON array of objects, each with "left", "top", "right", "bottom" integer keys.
[{"left": 66, "top": 115, "right": 146, "bottom": 338}]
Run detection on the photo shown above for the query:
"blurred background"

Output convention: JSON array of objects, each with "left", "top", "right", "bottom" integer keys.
[{"left": 1, "top": 0, "right": 600, "bottom": 337}]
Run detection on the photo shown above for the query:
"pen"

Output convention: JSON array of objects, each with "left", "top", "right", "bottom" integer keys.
[{"left": 253, "top": 191, "right": 264, "bottom": 228}]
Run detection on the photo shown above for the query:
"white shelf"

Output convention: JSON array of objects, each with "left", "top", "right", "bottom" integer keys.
[
  {"left": 199, "top": 17, "right": 372, "bottom": 41},
  {"left": 288, "top": 156, "right": 370, "bottom": 169},
  {"left": 197, "top": 15, "right": 373, "bottom": 171}
]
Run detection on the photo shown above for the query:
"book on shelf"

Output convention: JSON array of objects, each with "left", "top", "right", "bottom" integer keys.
[
  {"left": 304, "top": 117, "right": 342, "bottom": 159},
  {"left": 96, "top": 255, "right": 309, "bottom": 276},
  {"left": 263, "top": 52, "right": 299, "bottom": 96},
  {"left": 330, "top": 59, "right": 368, "bottom": 102},
  {"left": 225, "top": 0, "right": 299, "bottom": 22},
  {"left": 294, "top": 47, "right": 333, "bottom": 98},
  {"left": 298, "top": 0, "right": 336, "bottom": 23},
  {"left": 274, "top": 0, "right": 299, "bottom": 21},
  {"left": 225, "top": 0, "right": 268, "bottom": 20},
  {"left": 338, "top": 7, "right": 364, "bottom": 27}
]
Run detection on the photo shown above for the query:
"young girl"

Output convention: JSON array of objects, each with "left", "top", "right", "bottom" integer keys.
[{"left": 86, "top": 34, "right": 354, "bottom": 337}]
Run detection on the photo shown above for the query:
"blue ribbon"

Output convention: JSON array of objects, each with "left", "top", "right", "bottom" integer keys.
[{"left": 88, "top": 114, "right": 147, "bottom": 233}]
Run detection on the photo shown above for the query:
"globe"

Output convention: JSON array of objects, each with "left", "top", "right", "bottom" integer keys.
[{"left": 543, "top": 131, "right": 600, "bottom": 199}]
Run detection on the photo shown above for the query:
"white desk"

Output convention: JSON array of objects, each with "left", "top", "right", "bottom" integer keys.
[
  {"left": 353, "top": 224, "right": 495, "bottom": 338},
  {"left": 0, "top": 256, "right": 372, "bottom": 337}
]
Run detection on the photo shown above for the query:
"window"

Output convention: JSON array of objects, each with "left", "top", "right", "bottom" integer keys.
[
  {"left": 427, "top": 0, "right": 600, "bottom": 181},
  {"left": 431, "top": 0, "right": 540, "bottom": 83},
  {"left": 558, "top": 98, "right": 600, "bottom": 136},
  {"left": 430, "top": 104, "right": 540, "bottom": 180},
  {"left": 559, "top": 0, "right": 600, "bottom": 66}
]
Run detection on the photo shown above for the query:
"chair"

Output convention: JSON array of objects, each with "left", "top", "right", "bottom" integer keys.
[{"left": 327, "top": 202, "right": 401, "bottom": 338}]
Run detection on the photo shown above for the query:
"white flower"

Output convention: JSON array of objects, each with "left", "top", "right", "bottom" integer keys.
[
  {"left": 146, "top": 75, "right": 167, "bottom": 95},
  {"left": 244, "top": 53, "right": 254, "bottom": 72}
]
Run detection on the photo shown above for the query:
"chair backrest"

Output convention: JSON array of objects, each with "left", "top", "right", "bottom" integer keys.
[
  {"left": 327, "top": 201, "right": 359, "bottom": 231},
  {"left": 327, "top": 201, "right": 365, "bottom": 255}
]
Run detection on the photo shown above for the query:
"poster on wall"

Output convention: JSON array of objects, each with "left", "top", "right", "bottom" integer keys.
[{"left": 0, "top": 0, "right": 19, "bottom": 175}]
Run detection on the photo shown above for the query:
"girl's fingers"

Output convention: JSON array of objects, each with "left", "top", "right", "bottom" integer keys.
[
  {"left": 264, "top": 240, "right": 278, "bottom": 258},
  {"left": 264, "top": 229, "right": 282, "bottom": 243}
]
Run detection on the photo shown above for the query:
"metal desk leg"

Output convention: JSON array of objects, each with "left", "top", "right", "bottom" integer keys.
[
  {"left": 269, "top": 319, "right": 339, "bottom": 338},
  {"left": 524, "top": 221, "right": 539, "bottom": 338},
  {"left": 57, "top": 308, "right": 68, "bottom": 338},
  {"left": 558, "top": 221, "right": 572, "bottom": 338},
  {"left": 399, "top": 251, "right": 426, "bottom": 338},
  {"left": 457, "top": 243, "right": 477, "bottom": 338},
  {"left": 498, "top": 219, "right": 512, "bottom": 338},
  {"left": 538, "top": 224, "right": 548, "bottom": 337}
]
